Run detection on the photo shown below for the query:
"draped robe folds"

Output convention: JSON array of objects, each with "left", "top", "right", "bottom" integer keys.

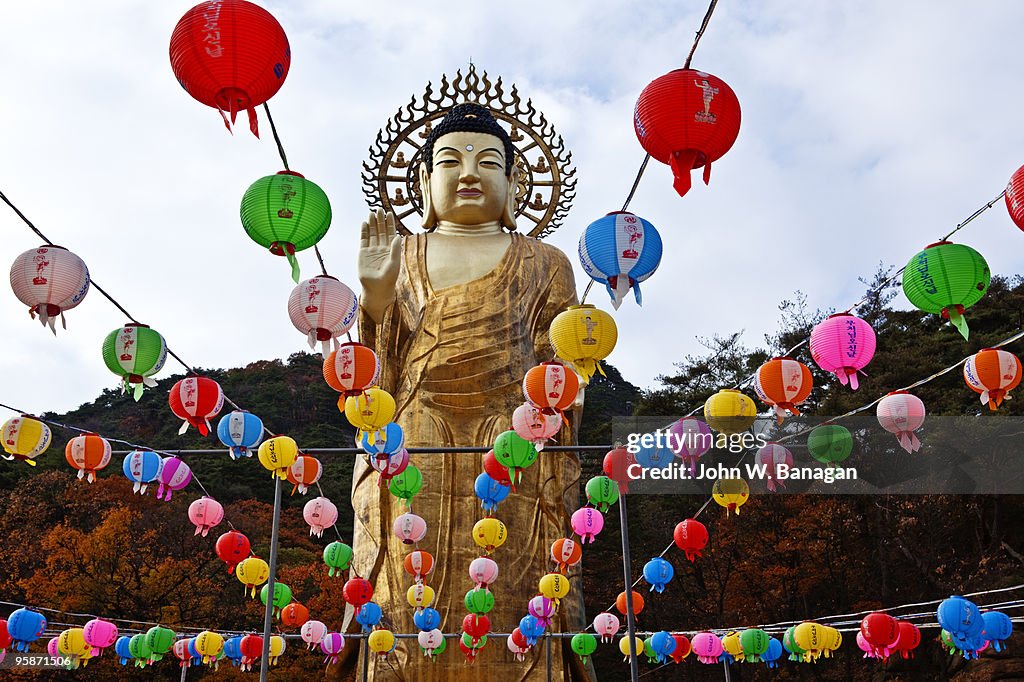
[{"left": 347, "top": 232, "right": 592, "bottom": 681}]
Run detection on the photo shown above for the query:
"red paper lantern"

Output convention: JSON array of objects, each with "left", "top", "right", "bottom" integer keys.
[
  {"left": 860, "top": 612, "right": 899, "bottom": 657},
  {"left": 239, "top": 634, "right": 263, "bottom": 671},
  {"left": 215, "top": 530, "right": 251, "bottom": 574},
  {"left": 169, "top": 0, "right": 291, "bottom": 137},
  {"left": 670, "top": 634, "right": 691, "bottom": 663},
  {"left": 280, "top": 602, "right": 309, "bottom": 628},
  {"left": 673, "top": 518, "right": 709, "bottom": 562},
  {"left": 1007, "top": 164, "right": 1024, "bottom": 230},
  {"left": 482, "top": 449, "right": 511, "bottom": 486},
  {"left": 893, "top": 621, "right": 920, "bottom": 659},
  {"left": 462, "top": 614, "right": 490, "bottom": 645},
  {"left": 342, "top": 577, "right": 373, "bottom": 608},
  {"left": 602, "top": 446, "right": 637, "bottom": 494},
  {"left": 168, "top": 376, "right": 225, "bottom": 436},
  {"left": 634, "top": 69, "right": 741, "bottom": 197}
]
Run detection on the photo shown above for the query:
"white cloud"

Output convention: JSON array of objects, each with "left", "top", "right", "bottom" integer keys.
[{"left": 2, "top": 0, "right": 1024, "bottom": 418}]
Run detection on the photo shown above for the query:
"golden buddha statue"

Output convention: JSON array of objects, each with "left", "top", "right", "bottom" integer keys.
[{"left": 350, "top": 103, "right": 590, "bottom": 681}]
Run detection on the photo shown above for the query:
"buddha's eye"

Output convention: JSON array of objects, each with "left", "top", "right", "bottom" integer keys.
[
  {"left": 436, "top": 158, "right": 459, "bottom": 167},
  {"left": 480, "top": 160, "right": 502, "bottom": 169}
]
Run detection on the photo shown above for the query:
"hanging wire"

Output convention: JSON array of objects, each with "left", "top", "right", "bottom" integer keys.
[{"left": 262, "top": 103, "right": 290, "bottom": 171}]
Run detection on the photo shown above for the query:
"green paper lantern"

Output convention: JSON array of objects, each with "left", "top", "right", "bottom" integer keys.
[
  {"left": 902, "top": 241, "right": 989, "bottom": 340},
  {"left": 570, "top": 632, "right": 597, "bottom": 664},
  {"left": 143, "top": 625, "right": 175, "bottom": 662},
  {"left": 807, "top": 425, "right": 853, "bottom": 467},
  {"left": 464, "top": 588, "right": 495, "bottom": 615},
  {"left": 493, "top": 430, "right": 538, "bottom": 488},
  {"left": 389, "top": 465, "right": 423, "bottom": 503},
  {"left": 260, "top": 582, "right": 293, "bottom": 618},
  {"left": 323, "top": 541, "right": 353, "bottom": 576},
  {"left": 585, "top": 475, "right": 620, "bottom": 512},
  {"left": 461, "top": 632, "right": 487, "bottom": 649},
  {"left": 101, "top": 323, "right": 167, "bottom": 401},
  {"left": 643, "top": 636, "right": 658, "bottom": 663},
  {"left": 128, "top": 634, "right": 152, "bottom": 667},
  {"left": 740, "top": 628, "right": 769, "bottom": 662},
  {"left": 240, "top": 170, "right": 332, "bottom": 282},
  {"left": 783, "top": 626, "right": 805, "bottom": 661}
]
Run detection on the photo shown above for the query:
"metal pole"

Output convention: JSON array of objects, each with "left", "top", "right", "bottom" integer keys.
[
  {"left": 180, "top": 659, "right": 188, "bottom": 682},
  {"left": 546, "top": 632, "right": 553, "bottom": 682},
  {"left": 722, "top": 659, "right": 732, "bottom": 680},
  {"left": 362, "top": 636, "right": 370, "bottom": 682},
  {"left": 618, "top": 494, "right": 640, "bottom": 682},
  {"left": 259, "top": 475, "right": 283, "bottom": 682}
]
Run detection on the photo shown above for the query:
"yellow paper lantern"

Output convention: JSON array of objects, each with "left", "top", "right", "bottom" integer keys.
[
  {"left": 235, "top": 557, "right": 270, "bottom": 598},
  {"left": 538, "top": 572, "right": 571, "bottom": 608},
  {"left": 342, "top": 388, "right": 396, "bottom": 445},
  {"left": 407, "top": 583, "right": 436, "bottom": 609},
  {"left": 368, "top": 629, "right": 396, "bottom": 657},
  {"left": 269, "top": 635, "right": 286, "bottom": 664},
  {"left": 722, "top": 631, "right": 744, "bottom": 662},
  {"left": 549, "top": 304, "right": 618, "bottom": 383},
  {"left": 58, "top": 627, "right": 88, "bottom": 657},
  {"left": 472, "top": 518, "right": 508, "bottom": 554},
  {"left": 257, "top": 436, "right": 299, "bottom": 480},
  {"left": 2, "top": 415, "right": 52, "bottom": 466},
  {"left": 195, "top": 631, "right": 224, "bottom": 664},
  {"left": 619, "top": 635, "right": 645, "bottom": 660},
  {"left": 820, "top": 626, "right": 842, "bottom": 658},
  {"left": 712, "top": 477, "right": 749, "bottom": 516},
  {"left": 794, "top": 622, "right": 826, "bottom": 661},
  {"left": 703, "top": 389, "right": 757, "bottom": 434}
]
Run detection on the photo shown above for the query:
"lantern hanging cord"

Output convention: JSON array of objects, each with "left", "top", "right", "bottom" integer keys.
[
  {"left": 314, "top": 479, "right": 347, "bottom": 542},
  {"left": 619, "top": 154, "right": 651, "bottom": 213},
  {"left": 683, "top": 0, "right": 720, "bottom": 69},
  {"left": 262, "top": 103, "right": 290, "bottom": 171},
  {"left": 314, "top": 244, "right": 329, "bottom": 276}
]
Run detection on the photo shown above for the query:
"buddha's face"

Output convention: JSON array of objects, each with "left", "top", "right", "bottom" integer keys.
[{"left": 427, "top": 131, "right": 511, "bottom": 226}]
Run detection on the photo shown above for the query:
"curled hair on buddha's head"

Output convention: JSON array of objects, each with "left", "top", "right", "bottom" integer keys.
[{"left": 422, "top": 103, "right": 515, "bottom": 177}]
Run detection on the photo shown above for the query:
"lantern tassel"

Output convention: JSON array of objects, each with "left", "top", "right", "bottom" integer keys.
[
  {"left": 286, "top": 251, "right": 301, "bottom": 283},
  {"left": 178, "top": 421, "right": 190, "bottom": 435},
  {"left": 307, "top": 330, "right": 317, "bottom": 350},
  {"left": 669, "top": 149, "right": 699, "bottom": 197},
  {"left": 945, "top": 306, "right": 970, "bottom": 340},
  {"left": 132, "top": 383, "right": 145, "bottom": 401},
  {"left": 605, "top": 276, "right": 628, "bottom": 310}
]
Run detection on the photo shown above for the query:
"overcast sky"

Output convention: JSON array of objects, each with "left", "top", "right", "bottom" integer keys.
[{"left": 3, "top": 1, "right": 1024, "bottom": 418}]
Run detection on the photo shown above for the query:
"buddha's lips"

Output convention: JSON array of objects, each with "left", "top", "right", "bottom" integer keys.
[{"left": 457, "top": 189, "right": 483, "bottom": 197}]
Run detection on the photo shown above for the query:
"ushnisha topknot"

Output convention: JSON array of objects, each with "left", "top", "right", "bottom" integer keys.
[{"left": 422, "top": 103, "right": 515, "bottom": 176}]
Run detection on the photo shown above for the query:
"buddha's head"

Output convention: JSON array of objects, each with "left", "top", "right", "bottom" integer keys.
[{"left": 420, "top": 103, "right": 519, "bottom": 230}]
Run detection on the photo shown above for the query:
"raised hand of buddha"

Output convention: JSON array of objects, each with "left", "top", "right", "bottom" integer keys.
[{"left": 358, "top": 208, "right": 402, "bottom": 324}]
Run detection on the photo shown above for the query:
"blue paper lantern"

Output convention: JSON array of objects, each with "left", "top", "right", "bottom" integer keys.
[
  {"left": 937, "top": 596, "right": 983, "bottom": 638},
  {"left": 7, "top": 607, "right": 47, "bottom": 652},
  {"left": 114, "top": 635, "right": 134, "bottom": 665},
  {"left": 122, "top": 450, "right": 163, "bottom": 495},
  {"left": 981, "top": 611, "right": 1013, "bottom": 652},
  {"left": 473, "top": 473, "right": 511, "bottom": 514},
  {"left": 414, "top": 607, "right": 441, "bottom": 632},
  {"left": 519, "top": 615, "right": 546, "bottom": 646},
  {"left": 216, "top": 410, "right": 264, "bottom": 459},
  {"left": 188, "top": 637, "right": 202, "bottom": 665},
  {"left": 650, "top": 631, "right": 676, "bottom": 663},
  {"left": 223, "top": 636, "right": 243, "bottom": 665},
  {"left": 762, "top": 638, "right": 783, "bottom": 668},
  {"left": 578, "top": 211, "right": 663, "bottom": 309},
  {"left": 360, "top": 422, "right": 404, "bottom": 457},
  {"left": 642, "top": 557, "right": 675, "bottom": 593},
  {"left": 634, "top": 440, "right": 673, "bottom": 470},
  {"left": 356, "top": 602, "right": 383, "bottom": 633}
]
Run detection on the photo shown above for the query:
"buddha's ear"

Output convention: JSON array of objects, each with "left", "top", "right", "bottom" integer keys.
[
  {"left": 419, "top": 162, "right": 437, "bottom": 229},
  {"left": 502, "top": 164, "right": 519, "bottom": 231}
]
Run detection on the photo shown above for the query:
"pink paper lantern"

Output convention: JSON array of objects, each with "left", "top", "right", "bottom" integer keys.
[
  {"left": 156, "top": 457, "right": 193, "bottom": 501},
  {"left": 47, "top": 637, "right": 60, "bottom": 657},
  {"left": 468, "top": 556, "right": 499, "bottom": 590},
  {"left": 288, "top": 276, "right": 358, "bottom": 358},
  {"left": 809, "top": 314, "right": 876, "bottom": 389},
  {"left": 319, "top": 632, "right": 345, "bottom": 665},
  {"left": 756, "top": 443, "right": 794, "bottom": 492},
  {"left": 393, "top": 512, "right": 427, "bottom": 544},
  {"left": 420, "top": 629, "right": 445, "bottom": 657},
  {"left": 511, "top": 402, "right": 561, "bottom": 451},
  {"left": 593, "top": 612, "right": 620, "bottom": 643},
  {"left": 571, "top": 507, "right": 604, "bottom": 544},
  {"left": 82, "top": 619, "right": 118, "bottom": 652},
  {"left": 528, "top": 596, "right": 556, "bottom": 628},
  {"left": 876, "top": 391, "right": 925, "bottom": 453},
  {"left": 9, "top": 245, "right": 90, "bottom": 333},
  {"left": 856, "top": 631, "right": 877, "bottom": 659},
  {"left": 301, "top": 620, "right": 328, "bottom": 650},
  {"left": 188, "top": 496, "right": 225, "bottom": 537},
  {"left": 369, "top": 448, "right": 409, "bottom": 487},
  {"left": 303, "top": 496, "right": 338, "bottom": 537},
  {"left": 666, "top": 417, "right": 713, "bottom": 475},
  {"left": 691, "top": 632, "right": 723, "bottom": 664}
]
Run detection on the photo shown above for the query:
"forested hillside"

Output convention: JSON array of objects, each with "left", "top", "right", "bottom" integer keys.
[{"left": 1, "top": 271, "right": 1022, "bottom": 680}]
